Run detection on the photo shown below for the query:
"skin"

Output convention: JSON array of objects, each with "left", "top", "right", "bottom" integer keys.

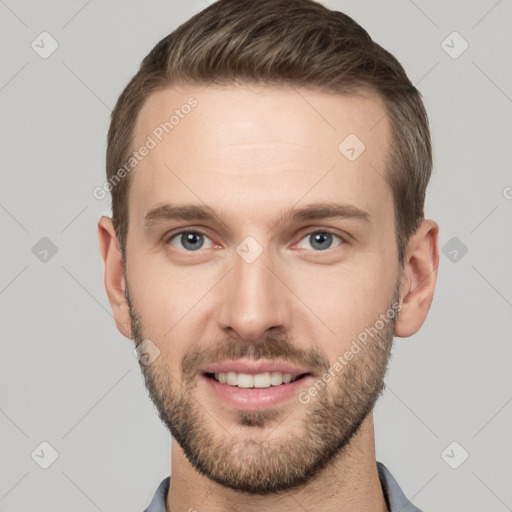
[{"left": 98, "top": 84, "right": 439, "bottom": 511}]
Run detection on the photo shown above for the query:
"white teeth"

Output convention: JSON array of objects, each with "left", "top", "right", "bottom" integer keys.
[
  {"left": 213, "top": 371, "right": 298, "bottom": 387},
  {"left": 270, "top": 371, "right": 284, "bottom": 386},
  {"left": 237, "top": 373, "right": 254, "bottom": 388},
  {"left": 253, "top": 372, "right": 271, "bottom": 388},
  {"left": 226, "top": 371, "right": 237, "bottom": 386}
]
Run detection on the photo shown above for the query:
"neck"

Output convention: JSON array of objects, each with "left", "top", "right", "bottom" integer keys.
[{"left": 166, "top": 413, "right": 388, "bottom": 512}]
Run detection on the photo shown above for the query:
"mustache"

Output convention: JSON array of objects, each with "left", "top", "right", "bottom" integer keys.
[{"left": 180, "top": 333, "right": 331, "bottom": 382}]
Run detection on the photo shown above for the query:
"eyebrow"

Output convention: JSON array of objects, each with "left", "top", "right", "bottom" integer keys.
[
  {"left": 144, "top": 204, "right": 222, "bottom": 227},
  {"left": 144, "top": 202, "right": 370, "bottom": 228},
  {"left": 284, "top": 202, "right": 370, "bottom": 224}
]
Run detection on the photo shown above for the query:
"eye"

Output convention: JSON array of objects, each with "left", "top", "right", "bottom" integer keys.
[
  {"left": 168, "top": 230, "right": 214, "bottom": 251},
  {"left": 296, "top": 230, "right": 343, "bottom": 251}
]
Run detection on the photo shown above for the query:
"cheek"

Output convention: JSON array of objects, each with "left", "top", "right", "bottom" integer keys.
[
  {"left": 126, "top": 253, "right": 174, "bottom": 338},
  {"left": 126, "top": 252, "right": 219, "bottom": 338},
  {"left": 293, "top": 259, "right": 397, "bottom": 351}
]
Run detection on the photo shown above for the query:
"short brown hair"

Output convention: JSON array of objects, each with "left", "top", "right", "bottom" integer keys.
[{"left": 106, "top": 0, "right": 432, "bottom": 264}]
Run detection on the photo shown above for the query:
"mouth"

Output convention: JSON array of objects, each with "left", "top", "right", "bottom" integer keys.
[
  {"left": 204, "top": 371, "right": 310, "bottom": 388},
  {"left": 199, "top": 361, "right": 314, "bottom": 411}
]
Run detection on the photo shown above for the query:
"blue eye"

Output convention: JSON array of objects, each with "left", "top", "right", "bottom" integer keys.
[
  {"left": 297, "top": 231, "right": 343, "bottom": 251},
  {"left": 169, "top": 231, "right": 213, "bottom": 251}
]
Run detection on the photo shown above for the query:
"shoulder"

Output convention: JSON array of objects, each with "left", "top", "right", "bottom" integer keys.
[
  {"left": 377, "top": 462, "right": 423, "bottom": 512},
  {"left": 141, "top": 476, "right": 170, "bottom": 512}
]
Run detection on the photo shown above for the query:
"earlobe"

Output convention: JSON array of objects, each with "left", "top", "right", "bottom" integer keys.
[
  {"left": 97, "top": 216, "right": 133, "bottom": 339},
  {"left": 394, "top": 219, "right": 439, "bottom": 338}
]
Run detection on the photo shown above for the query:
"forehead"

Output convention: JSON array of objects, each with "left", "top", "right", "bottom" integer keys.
[{"left": 129, "top": 84, "right": 392, "bottom": 229}]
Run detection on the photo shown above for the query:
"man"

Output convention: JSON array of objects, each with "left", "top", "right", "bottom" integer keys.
[{"left": 98, "top": 0, "right": 438, "bottom": 510}]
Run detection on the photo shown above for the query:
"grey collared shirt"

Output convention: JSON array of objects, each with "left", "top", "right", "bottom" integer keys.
[{"left": 142, "top": 462, "right": 422, "bottom": 512}]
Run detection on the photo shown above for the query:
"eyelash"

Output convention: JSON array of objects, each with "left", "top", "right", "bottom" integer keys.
[{"left": 164, "top": 228, "right": 345, "bottom": 252}]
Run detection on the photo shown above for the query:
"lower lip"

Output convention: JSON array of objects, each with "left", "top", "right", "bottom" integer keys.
[{"left": 201, "top": 374, "right": 313, "bottom": 411}]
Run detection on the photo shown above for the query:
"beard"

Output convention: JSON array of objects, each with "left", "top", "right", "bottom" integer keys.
[{"left": 127, "top": 284, "right": 399, "bottom": 495}]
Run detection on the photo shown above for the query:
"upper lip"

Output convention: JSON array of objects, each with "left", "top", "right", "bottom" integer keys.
[{"left": 200, "top": 359, "right": 312, "bottom": 376}]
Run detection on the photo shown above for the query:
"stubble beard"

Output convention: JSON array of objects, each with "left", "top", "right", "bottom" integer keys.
[{"left": 128, "top": 286, "right": 399, "bottom": 495}]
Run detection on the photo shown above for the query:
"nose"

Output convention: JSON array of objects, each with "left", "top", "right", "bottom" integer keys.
[{"left": 216, "top": 244, "right": 291, "bottom": 342}]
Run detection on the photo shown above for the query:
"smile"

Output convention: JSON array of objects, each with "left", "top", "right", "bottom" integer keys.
[{"left": 206, "top": 371, "right": 306, "bottom": 388}]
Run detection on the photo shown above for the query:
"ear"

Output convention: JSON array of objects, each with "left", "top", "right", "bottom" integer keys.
[
  {"left": 97, "top": 216, "right": 132, "bottom": 339},
  {"left": 395, "top": 219, "right": 439, "bottom": 338}
]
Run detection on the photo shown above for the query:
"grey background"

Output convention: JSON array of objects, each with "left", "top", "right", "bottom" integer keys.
[{"left": 1, "top": 0, "right": 511, "bottom": 511}]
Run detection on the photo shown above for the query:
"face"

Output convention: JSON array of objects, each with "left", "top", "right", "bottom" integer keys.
[{"left": 124, "top": 84, "right": 402, "bottom": 493}]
